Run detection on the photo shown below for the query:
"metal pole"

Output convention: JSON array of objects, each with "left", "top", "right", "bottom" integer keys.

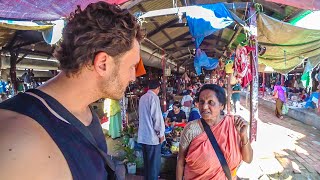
[{"left": 249, "top": 6, "right": 259, "bottom": 142}]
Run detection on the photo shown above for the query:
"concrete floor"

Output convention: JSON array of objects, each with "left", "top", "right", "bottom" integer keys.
[{"left": 237, "top": 100, "right": 320, "bottom": 180}]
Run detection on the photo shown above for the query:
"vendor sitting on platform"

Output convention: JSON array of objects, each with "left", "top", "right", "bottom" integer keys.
[
  {"left": 166, "top": 101, "right": 187, "bottom": 126},
  {"left": 305, "top": 88, "right": 319, "bottom": 109},
  {"left": 300, "top": 89, "right": 308, "bottom": 101}
]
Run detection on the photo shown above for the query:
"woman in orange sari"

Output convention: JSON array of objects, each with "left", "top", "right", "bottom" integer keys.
[{"left": 176, "top": 84, "right": 253, "bottom": 180}]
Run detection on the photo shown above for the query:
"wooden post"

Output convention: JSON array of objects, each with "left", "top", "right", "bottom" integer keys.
[
  {"left": 227, "top": 74, "right": 231, "bottom": 114},
  {"left": 9, "top": 51, "right": 18, "bottom": 94},
  {"left": 249, "top": 6, "right": 259, "bottom": 142}
]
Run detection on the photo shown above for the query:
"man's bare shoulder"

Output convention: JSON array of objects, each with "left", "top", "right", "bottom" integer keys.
[
  {"left": 0, "top": 109, "right": 46, "bottom": 138},
  {"left": 0, "top": 109, "right": 71, "bottom": 180}
]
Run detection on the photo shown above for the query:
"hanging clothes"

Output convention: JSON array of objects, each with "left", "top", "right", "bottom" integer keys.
[
  {"left": 0, "top": 80, "right": 6, "bottom": 94},
  {"left": 234, "top": 45, "right": 253, "bottom": 87},
  {"left": 104, "top": 98, "right": 122, "bottom": 139},
  {"left": 301, "top": 71, "right": 313, "bottom": 91},
  {"left": 119, "top": 96, "right": 128, "bottom": 128}
]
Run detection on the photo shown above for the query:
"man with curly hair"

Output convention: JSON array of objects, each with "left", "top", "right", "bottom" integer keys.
[{"left": 0, "top": 2, "right": 143, "bottom": 179}]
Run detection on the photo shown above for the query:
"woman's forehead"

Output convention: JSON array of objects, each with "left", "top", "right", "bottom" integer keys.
[{"left": 199, "top": 90, "right": 217, "bottom": 99}]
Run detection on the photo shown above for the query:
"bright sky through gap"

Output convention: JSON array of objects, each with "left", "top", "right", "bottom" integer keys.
[{"left": 295, "top": 11, "right": 320, "bottom": 30}]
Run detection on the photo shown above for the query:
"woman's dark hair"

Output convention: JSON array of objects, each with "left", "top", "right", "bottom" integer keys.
[
  {"left": 54, "top": 2, "right": 144, "bottom": 76},
  {"left": 193, "top": 91, "right": 200, "bottom": 104},
  {"left": 197, "top": 84, "right": 226, "bottom": 108},
  {"left": 193, "top": 99, "right": 199, "bottom": 105},
  {"left": 173, "top": 101, "right": 181, "bottom": 108}
]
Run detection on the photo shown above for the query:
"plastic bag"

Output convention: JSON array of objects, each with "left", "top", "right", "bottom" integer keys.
[{"left": 282, "top": 104, "right": 289, "bottom": 115}]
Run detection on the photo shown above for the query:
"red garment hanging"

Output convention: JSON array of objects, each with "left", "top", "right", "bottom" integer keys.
[{"left": 235, "top": 46, "right": 252, "bottom": 87}]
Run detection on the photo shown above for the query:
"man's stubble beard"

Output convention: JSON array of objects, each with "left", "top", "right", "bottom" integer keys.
[{"left": 100, "top": 68, "right": 127, "bottom": 100}]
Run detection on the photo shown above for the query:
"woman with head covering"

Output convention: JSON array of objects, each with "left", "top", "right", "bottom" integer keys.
[
  {"left": 273, "top": 81, "right": 287, "bottom": 119},
  {"left": 181, "top": 90, "right": 193, "bottom": 119},
  {"left": 176, "top": 84, "right": 253, "bottom": 180}
]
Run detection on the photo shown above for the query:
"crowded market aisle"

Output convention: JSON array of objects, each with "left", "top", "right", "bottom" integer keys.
[
  {"left": 237, "top": 99, "right": 320, "bottom": 179},
  {"left": 105, "top": 98, "right": 320, "bottom": 179}
]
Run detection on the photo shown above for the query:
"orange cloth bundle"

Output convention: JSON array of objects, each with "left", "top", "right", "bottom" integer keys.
[{"left": 136, "top": 58, "right": 146, "bottom": 77}]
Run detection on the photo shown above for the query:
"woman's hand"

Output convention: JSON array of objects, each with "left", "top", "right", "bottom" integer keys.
[
  {"left": 235, "top": 115, "right": 253, "bottom": 163},
  {"left": 234, "top": 115, "right": 248, "bottom": 139}
]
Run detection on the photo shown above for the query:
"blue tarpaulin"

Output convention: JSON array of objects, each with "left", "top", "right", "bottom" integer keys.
[
  {"left": 194, "top": 49, "right": 219, "bottom": 75},
  {"left": 186, "top": 3, "right": 234, "bottom": 48},
  {"left": 186, "top": 3, "right": 235, "bottom": 75}
]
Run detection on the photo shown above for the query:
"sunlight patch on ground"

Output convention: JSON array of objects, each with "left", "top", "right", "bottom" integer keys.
[{"left": 235, "top": 104, "right": 312, "bottom": 178}]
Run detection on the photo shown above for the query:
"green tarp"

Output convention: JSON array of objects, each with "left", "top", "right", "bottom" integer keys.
[{"left": 257, "top": 13, "right": 320, "bottom": 74}]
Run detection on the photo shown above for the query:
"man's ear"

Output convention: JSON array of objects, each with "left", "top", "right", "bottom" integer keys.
[{"left": 93, "top": 52, "right": 111, "bottom": 76}]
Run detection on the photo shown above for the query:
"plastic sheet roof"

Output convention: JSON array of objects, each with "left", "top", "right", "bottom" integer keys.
[
  {"left": 258, "top": 14, "right": 320, "bottom": 74},
  {"left": 0, "top": 0, "right": 129, "bottom": 21},
  {"left": 265, "top": 0, "right": 320, "bottom": 10}
]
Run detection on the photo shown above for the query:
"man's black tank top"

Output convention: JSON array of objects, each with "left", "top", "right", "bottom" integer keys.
[{"left": 0, "top": 89, "right": 108, "bottom": 180}]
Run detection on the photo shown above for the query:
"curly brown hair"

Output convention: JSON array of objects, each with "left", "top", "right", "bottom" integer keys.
[{"left": 54, "top": 2, "right": 144, "bottom": 76}]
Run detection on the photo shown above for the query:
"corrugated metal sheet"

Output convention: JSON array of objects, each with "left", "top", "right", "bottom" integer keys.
[
  {"left": 145, "top": 16, "right": 177, "bottom": 35},
  {"left": 163, "top": 27, "right": 189, "bottom": 39},
  {"left": 0, "top": 27, "right": 15, "bottom": 47},
  {"left": 141, "top": 22, "right": 157, "bottom": 35},
  {"left": 131, "top": 0, "right": 183, "bottom": 37},
  {"left": 141, "top": 0, "right": 182, "bottom": 12},
  {"left": 149, "top": 33, "right": 170, "bottom": 47}
]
